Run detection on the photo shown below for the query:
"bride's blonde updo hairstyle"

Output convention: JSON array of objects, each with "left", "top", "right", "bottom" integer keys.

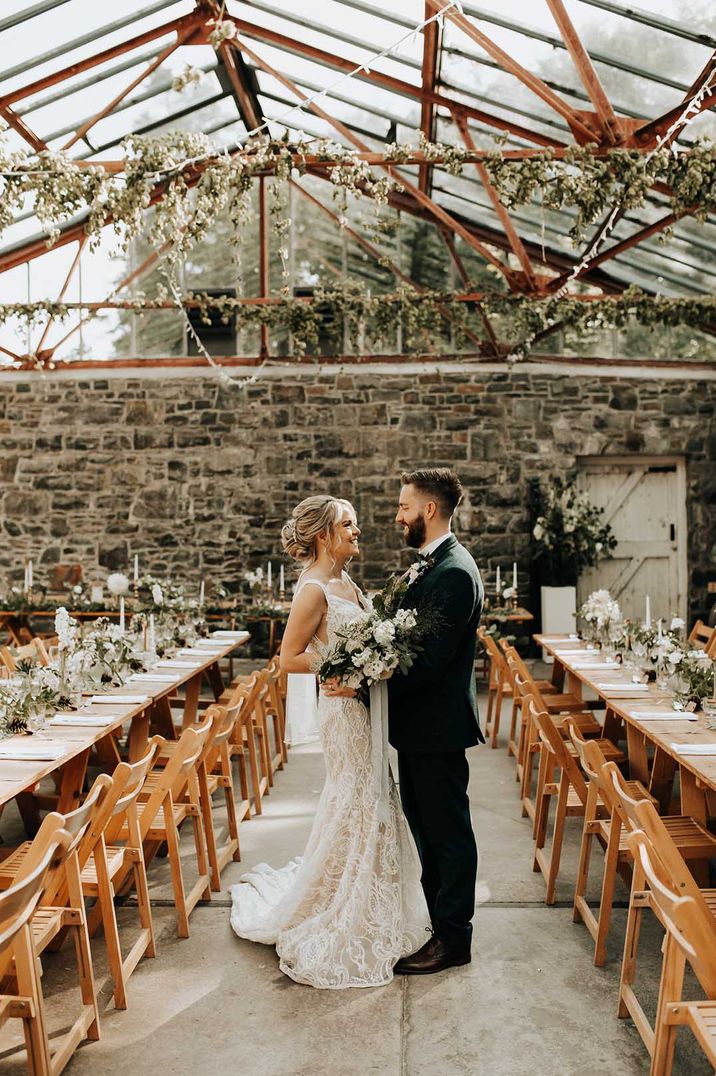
[{"left": 281, "top": 495, "right": 354, "bottom": 564}]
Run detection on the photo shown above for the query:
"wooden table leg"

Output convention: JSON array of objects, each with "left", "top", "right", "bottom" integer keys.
[
  {"left": 626, "top": 723, "right": 649, "bottom": 785},
  {"left": 152, "top": 697, "right": 178, "bottom": 740},
  {"left": 206, "top": 661, "right": 224, "bottom": 701},
  {"left": 56, "top": 750, "right": 90, "bottom": 813},
  {"left": 603, "top": 706, "right": 623, "bottom": 744},
  {"left": 649, "top": 747, "right": 677, "bottom": 813},
  {"left": 182, "top": 674, "right": 202, "bottom": 729},
  {"left": 552, "top": 659, "right": 566, "bottom": 692},
  {"left": 679, "top": 767, "right": 708, "bottom": 824},
  {"left": 128, "top": 712, "right": 150, "bottom": 762},
  {"left": 565, "top": 669, "right": 582, "bottom": 699}
]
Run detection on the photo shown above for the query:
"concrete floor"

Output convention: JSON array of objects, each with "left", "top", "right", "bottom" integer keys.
[{"left": 0, "top": 688, "right": 712, "bottom": 1076}]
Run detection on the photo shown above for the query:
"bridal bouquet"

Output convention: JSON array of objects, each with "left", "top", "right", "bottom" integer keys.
[{"left": 317, "top": 607, "right": 429, "bottom": 692}]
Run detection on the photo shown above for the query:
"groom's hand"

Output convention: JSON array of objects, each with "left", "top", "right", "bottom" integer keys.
[{"left": 321, "top": 677, "right": 358, "bottom": 699}]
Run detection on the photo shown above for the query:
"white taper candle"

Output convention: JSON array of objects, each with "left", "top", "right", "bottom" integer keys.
[{"left": 645, "top": 595, "right": 651, "bottom": 629}]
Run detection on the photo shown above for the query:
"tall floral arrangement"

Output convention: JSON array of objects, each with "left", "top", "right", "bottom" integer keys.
[{"left": 531, "top": 478, "right": 617, "bottom": 586}]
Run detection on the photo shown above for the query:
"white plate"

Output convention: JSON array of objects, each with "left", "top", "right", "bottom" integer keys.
[{"left": 628, "top": 712, "right": 697, "bottom": 722}]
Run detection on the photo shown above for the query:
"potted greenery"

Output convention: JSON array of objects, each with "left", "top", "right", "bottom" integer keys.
[{"left": 531, "top": 478, "right": 617, "bottom": 652}]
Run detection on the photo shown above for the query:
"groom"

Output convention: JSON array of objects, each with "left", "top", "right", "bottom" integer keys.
[{"left": 388, "top": 468, "right": 484, "bottom": 975}]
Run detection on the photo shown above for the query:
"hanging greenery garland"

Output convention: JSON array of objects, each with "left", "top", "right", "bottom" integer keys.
[
  {"left": 482, "top": 143, "right": 716, "bottom": 241},
  {"left": 1, "top": 284, "right": 714, "bottom": 360}
]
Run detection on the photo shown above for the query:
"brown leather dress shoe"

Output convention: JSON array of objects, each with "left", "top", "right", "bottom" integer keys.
[{"left": 393, "top": 936, "right": 471, "bottom": 975}]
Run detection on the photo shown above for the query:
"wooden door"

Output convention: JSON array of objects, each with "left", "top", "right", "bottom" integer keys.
[{"left": 577, "top": 457, "right": 687, "bottom": 623}]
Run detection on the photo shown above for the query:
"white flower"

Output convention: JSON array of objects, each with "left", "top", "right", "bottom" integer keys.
[
  {"left": 54, "top": 607, "right": 78, "bottom": 652},
  {"left": 151, "top": 584, "right": 164, "bottom": 606},
  {"left": 502, "top": 586, "right": 515, "bottom": 600},
  {"left": 352, "top": 648, "right": 372, "bottom": 668},
  {"left": 394, "top": 608, "right": 417, "bottom": 631},
  {"left": 532, "top": 522, "right": 544, "bottom": 541},
  {"left": 72, "top": 584, "right": 83, "bottom": 595},
  {"left": 364, "top": 658, "right": 385, "bottom": 682},
  {"left": 666, "top": 648, "right": 684, "bottom": 666},
  {"left": 373, "top": 620, "right": 395, "bottom": 646},
  {"left": 106, "top": 572, "right": 129, "bottom": 596},
  {"left": 670, "top": 617, "right": 685, "bottom": 631}
]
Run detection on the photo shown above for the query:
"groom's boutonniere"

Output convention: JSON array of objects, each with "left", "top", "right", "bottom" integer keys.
[{"left": 375, "top": 555, "right": 436, "bottom": 618}]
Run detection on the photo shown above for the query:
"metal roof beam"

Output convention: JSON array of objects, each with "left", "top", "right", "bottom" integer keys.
[
  {"left": 459, "top": 1, "right": 706, "bottom": 98},
  {"left": 15, "top": 46, "right": 167, "bottom": 116},
  {"left": 224, "top": 12, "right": 564, "bottom": 148},
  {"left": 426, "top": 0, "right": 600, "bottom": 142},
  {"left": 0, "top": 6, "right": 196, "bottom": 108},
  {"left": 574, "top": 0, "right": 716, "bottom": 49},
  {"left": 0, "top": 0, "right": 73, "bottom": 34},
  {"left": 0, "top": 0, "right": 182, "bottom": 87},
  {"left": 418, "top": 1, "right": 440, "bottom": 194},
  {"left": 544, "top": 0, "right": 620, "bottom": 143}
]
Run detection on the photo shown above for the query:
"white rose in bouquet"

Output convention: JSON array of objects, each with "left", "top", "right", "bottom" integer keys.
[
  {"left": 151, "top": 584, "right": 164, "bottom": 606},
  {"left": 373, "top": 620, "right": 396, "bottom": 646}
]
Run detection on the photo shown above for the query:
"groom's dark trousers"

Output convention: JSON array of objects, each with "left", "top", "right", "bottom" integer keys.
[
  {"left": 397, "top": 750, "right": 477, "bottom": 946},
  {"left": 388, "top": 535, "right": 484, "bottom": 948}
]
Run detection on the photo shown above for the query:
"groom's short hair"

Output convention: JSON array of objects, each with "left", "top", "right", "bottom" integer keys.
[{"left": 401, "top": 468, "right": 464, "bottom": 519}]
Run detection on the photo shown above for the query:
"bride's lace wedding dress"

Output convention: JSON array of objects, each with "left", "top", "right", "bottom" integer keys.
[{"left": 230, "top": 578, "right": 429, "bottom": 989}]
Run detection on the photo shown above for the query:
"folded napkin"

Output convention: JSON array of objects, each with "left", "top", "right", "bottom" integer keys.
[
  {"left": 0, "top": 742, "right": 67, "bottom": 760},
  {"left": 155, "top": 660, "right": 202, "bottom": 669},
  {"left": 552, "top": 648, "right": 589, "bottom": 654},
  {"left": 669, "top": 743, "right": 716, "bottom": 756},
  {"left": 211, "top": 631, "right": 250, "bottom": 640},
  {"left": 178, "top": 648, "right": 222, "bottom": 657},
  {"left": 572, "top": 662, "right": 619, "bottom": 670},
  {"left": 127, "top": 673, "right": 178, "bottom": 682},
  {"left": 596, "top": 682, "right": 648, "bottom": 693},
  {"left": 628, "top": 711, "right": 698, "bottom": 722},
  {"left": 88, "top": 694, "right": 150, "bottom": 705},
  {"left": 49, "top": 714, "right": 119, "bottom": 727}
]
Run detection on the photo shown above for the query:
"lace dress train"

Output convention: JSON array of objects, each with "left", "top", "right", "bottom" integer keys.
[{"left": 230, "top": 587, "right": 429, "bottom": 989}]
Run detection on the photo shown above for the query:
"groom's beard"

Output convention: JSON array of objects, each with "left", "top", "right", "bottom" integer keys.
[{"left": 403, "top": 514, "right": 426, "bottom": 548}]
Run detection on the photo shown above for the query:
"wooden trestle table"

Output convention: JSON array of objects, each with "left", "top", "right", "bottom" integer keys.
[
  {"left": 534, "top": 634, "right": 716, "bottom": 825},
  {"left": 0, "top": 632, "right": 250, "bottom": 824}
]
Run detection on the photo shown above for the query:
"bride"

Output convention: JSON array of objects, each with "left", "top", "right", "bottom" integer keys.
[{"left": 230, "top": 495, "right": 428, "bottom": 988}]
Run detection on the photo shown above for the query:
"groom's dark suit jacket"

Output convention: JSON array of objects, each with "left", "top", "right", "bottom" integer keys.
[{"left": 387, "top": 535, "right": 485, "bottom": 753}]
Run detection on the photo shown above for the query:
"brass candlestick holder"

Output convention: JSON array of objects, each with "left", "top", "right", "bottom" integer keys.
[{"left": 510, "top": 587, "right": 519, "bottom": 611}]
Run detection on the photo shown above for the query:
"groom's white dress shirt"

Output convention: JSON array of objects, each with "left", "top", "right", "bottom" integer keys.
[{"left": 420, "top": 531, "right": 452, "bottom": 558}]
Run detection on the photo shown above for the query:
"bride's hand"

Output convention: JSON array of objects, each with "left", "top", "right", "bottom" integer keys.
[{"left": 321, "top": 678, "right": 357, "bottom": 699}]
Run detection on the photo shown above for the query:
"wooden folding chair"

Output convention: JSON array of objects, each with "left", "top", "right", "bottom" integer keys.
[
  {"left": 194, "top": 703, "right": 247, "bottom": 890},
  {"left": 0, "top": 780, "right": 112, "bottom": 1075},
  {"left": 529, "top": 698, "right": 598, "bottom": 905},
  {"left": 568, "top": 722, "right": 656, "bottom": 967},
  {"left": 227, "top": 671, "right": 271, "bottom": 814},
  {"left": 266, "top": 654, "right": 289, "bottom": 767},
  {"left": 627, "top": 829, "right": 716, "bottom": 1076},
  {"left": 499, "top": 641, "right": 570, "bottom": 758},
  {"left": 505, "top": 651, "right": 605, "bottom": 820},
  {"left": 478, "top": 629, "right": 513, "bottom": 749},
  {"left": 687, "top": 619, "right": 716, "bottom": 656},
  {"left": 134, "top": 724, "right": 213, "bottom": 938},
  {"left": 0, "top": 639, "right": 50, "bottom": 673},
  {"left": 80, "top": 737, "right": 163, "bottom": 1009},
  {"left": 601, "top": 763, "right": 716, "bottom": 1057},
  {"left": 0, "top": 827, "right": 71, "bottom": 1076}
]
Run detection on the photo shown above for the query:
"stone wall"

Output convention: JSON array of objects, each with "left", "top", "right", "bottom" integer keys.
[{"left": 0, "top": 367, "right": 714, "bottom": 619}]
